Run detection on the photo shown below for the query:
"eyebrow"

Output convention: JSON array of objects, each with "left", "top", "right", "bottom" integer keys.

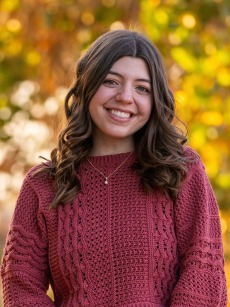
[{"left": 108, "top": 70, "right": 151, "bottom": 84}]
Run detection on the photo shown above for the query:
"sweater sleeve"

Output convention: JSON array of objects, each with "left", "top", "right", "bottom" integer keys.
[
  {"left": 170, "top": 152, "right": 227, "bottom": 306},
  {"left": 0, "top": 176, "right": 54, "bottom": 307}
]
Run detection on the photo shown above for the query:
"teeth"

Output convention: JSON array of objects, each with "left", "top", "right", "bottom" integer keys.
[{"left": 110, "top": 109, "right": 131, "bottom": 119}]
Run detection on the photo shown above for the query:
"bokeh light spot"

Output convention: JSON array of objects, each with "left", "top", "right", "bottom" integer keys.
[
  {"left": 110, "top": 21, "right": 125, "bottom": 30},
  {"left": 207, "top": 127, "right": 218, "bottom": 139},
  {"left": 217, "top": 68, "right": 230, "bottom": 86},
  {"left": 205, "top": 43, "right": 217, "bottom": 55},
  {"left": 168, "top": 33, "right": 181, "bottom": 45},
  {"left": 149, "top": 0, "right": 160, "bottom": 7},
  {"left": 155, "top": 10, "right": 169, "bottom": 25},
  {"left": 182, "top": 13, "right": 196, "bottom": 29},
  {"left": 0, "top": 107, "right": 11, "bottom": 120},
  {"left": 25, "top": 51, "right": 41, "bottom": 66},
  {"left": 81, "top": 11, "right": 95, "bottom": 26},
  {"left": 76, "top": 29, "right": 91, "bottom": 43},
  {"left": 102, "top": 0, "right": 115, "bottom": 7},
  {"left": 6, "top": 18, "right": 21, "bottom": 33},
  {"left": 200, "top": 111, "right": 223, "bottom": 126},
  {"left": 1, "top": 0, "right": 19, "bottom": 12}
]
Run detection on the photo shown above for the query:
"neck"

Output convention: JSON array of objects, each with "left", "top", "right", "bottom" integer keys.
[{"left": 90, "top": 138, "right": 134, "bottom": 156}]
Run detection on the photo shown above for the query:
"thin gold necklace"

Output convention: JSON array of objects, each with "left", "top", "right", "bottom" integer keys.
[{"left": 87, "top": 152, "right": 133, "bottom": 185}]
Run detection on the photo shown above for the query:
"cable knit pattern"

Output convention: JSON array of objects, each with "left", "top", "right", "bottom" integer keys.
[{"left": 0, "top": 147, "right": 227, "bottom": 306}]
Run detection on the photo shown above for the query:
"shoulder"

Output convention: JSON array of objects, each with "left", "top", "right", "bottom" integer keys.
[
  {"left": 182, "top": 145, "right": 200, "bottom": 162},
  {"left": 23, "top": 163, "right": 55, "bottom": 200},
  {"left": 182, "top": 145, "right": 204, "bottom": 172},
  {"left": 180, "top": 146, "right": 211, "bottom": 191},
  {"left": 178, "top": 146, "right": 210, "bottom": 193},
  {"left": 11, "top": 164, "right": 55, "bottom": 219},
  {"left": 26, "top": 163, "right": 50, "bottom": 178}
]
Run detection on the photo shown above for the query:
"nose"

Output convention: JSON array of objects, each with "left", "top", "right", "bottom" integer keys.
[{"left": 116, "top": 84, "right": 134, "bottom": 104}]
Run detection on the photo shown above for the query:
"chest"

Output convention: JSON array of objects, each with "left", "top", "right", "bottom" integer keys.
[{"left": 46, "top": 178, "right": 178, "bottom": 288}]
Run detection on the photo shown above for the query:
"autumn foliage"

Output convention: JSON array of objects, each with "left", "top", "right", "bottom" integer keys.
[{"left": 0, "top": 0, "right": 230, "bottom": 302}]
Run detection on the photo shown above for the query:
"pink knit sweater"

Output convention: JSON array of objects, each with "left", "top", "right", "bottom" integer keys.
[{"left": 1, "top": 147, "right": 227, "bottom": 306}]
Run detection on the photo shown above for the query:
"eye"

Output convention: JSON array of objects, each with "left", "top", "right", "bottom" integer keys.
[
  {"left": 103, "top": 79, "right": 118, "bottom": 86},
  {"left": 136, "top": 85, "right": 151, "bottom": 94}
]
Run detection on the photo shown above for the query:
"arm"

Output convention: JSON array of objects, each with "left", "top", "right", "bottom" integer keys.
[
  {"left": 170, "top": 153, "right": 227, "bottom": 306},
  {"left": 0, "top": 176, "right": 54, "bottom": 306}
]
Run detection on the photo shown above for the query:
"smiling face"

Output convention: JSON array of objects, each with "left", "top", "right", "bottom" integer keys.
[{"left": 89, "top": 56, "right": 152, "bottom": 152}]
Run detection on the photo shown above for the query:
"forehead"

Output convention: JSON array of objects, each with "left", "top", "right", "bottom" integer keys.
[{"left": 109, "top": 56, "right": 150, "bottom": 78}]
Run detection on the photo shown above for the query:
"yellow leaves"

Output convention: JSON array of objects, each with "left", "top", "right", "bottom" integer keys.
[
  {"left": 0, "top": 95, "right": 11, "bottom": 120},
  {"left": 0, "top": 0, "right": 20, "bottom": 12},
  {"left": 220, "top": 216, "right": 227, "bottom": 235},
  {"left": 171, "top": 47, "right": 197, "bottom": 72},
  {"left": 200, "top": 77, "right": 215, "bottom": 91},
  {"left": 216, "top": 173, "right": 230, "bottom": 189},
  {"left": 148, "top": 0, "right": 161, "bottom": 7},
  {"left": 216, "top": 67, "right": 230, "bottom": 87},
  {"left": 5, "top": 39, "right": 22, "bottom": 56},
  {"left": 182, "top": 13, "right": 196, "bottom": 29},
  {"left": 224, "top": 97, "right": 230, "bottom": 124},
  {"left": 81, "top": 11, "right": 95, "bottom": 26},
  {"left": 6, "top": 18, "right": 21, "bottom": 33},
  {"left": 154, "top": 9, "right": 169, "bottom": 26},
  {"left": 190, "top": 126, "right": 207, "bottom": 149},
  {"left": 25, "top": 51, "right": 41, "bottom": 66},
  {"left": 139, "top": 0, "right": 170, "bottom": 40},
  {"left": 168, "top": 33, "right": 181, "bottom": 45},
  {"left": 174, "top": 90, "right": 187, "bottom": 106},
  {"left": 166, "top": 0, "right": 179, "bottom": 4},
  {"left": 0, "top": 18, "right": 22, "bottom": 56},
  {"left": 200, "top": 111, "right": 224, "bottom": 126},
  {"left": 102, "top": 0, "right": 115, "bottom": 7},
  {"left": 216, "top": 50, "right": 230, "bottom": 65},
  {"left": 200, "top": 143, "right": 221, "bottom": 178},
  {"left": 76, "top": 29, "right": 92, "bottom": 44},
  {"left": 0, "top": 16, "right": 22, "bottom": 57},
  {"left": 143, "top": 0, "right": 179, "bottom": 7},
  {"left": 201, "top": 49, "right": 230, "bottom": 78},
  {"left": 206, "top": 127, "right": 218, "bottom": 140},
  {"left": 204, "top": 43, "right": 217, "bottom": 56},
  {"left": 0, "top": 94, "right": 7, "bottom": 108},
  {"left": 187, "top": 110, "right": 226, "bottom": 179}
]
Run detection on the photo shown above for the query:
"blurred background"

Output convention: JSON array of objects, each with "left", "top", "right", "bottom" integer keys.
[{"left": 0, "top": 0, "right": 229, "bottom": 304}]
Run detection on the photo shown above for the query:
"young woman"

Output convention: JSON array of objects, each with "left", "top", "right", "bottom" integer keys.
[{"left": 1, "top": 29, "right": 227, "bottom": 306}]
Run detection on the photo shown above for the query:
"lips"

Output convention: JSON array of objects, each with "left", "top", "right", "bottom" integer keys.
[{"left": 109, "top": 109, "right": 132, "bottom": 119}]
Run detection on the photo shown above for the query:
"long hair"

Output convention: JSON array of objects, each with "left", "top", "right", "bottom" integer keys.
[{"left": 37, "top": 29, "right": 190, "bottom": 208}]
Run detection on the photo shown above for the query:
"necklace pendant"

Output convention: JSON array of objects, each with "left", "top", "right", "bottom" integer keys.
[{"left": 87, "top": 152, "right": 132, "bottom": 187}]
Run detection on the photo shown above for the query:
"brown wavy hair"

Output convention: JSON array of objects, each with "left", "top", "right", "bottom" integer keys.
[{"left": 38, "top": 29, "right": 190, "bottom": 208}]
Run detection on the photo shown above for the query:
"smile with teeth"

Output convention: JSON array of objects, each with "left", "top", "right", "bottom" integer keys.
[{"left": 109, "top": 109, "right": 132, "bottom": 119}]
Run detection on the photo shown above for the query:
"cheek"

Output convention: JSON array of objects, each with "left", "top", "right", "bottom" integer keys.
[
  {"left": 140, "top": 103, "right": 152, "bottom": 127},
  {"left": 88, "top": 107, "right": 96, "bottom": 127},
  {"left": 88, "top": 104, "right": 93, "bottom": 119},
  {"left": 142, "top": 100, "right": 152, "bottom": 117},
  {"left": 88, "top": 95, "right": 98, "bottom": 116},
  {"left": 88, "top": 89, "right": 105, "bottom": 112}
]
